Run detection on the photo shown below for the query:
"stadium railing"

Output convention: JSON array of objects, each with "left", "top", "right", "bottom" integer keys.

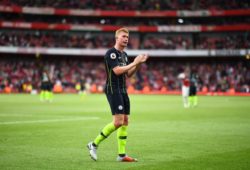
[{"left": 0, "top": 21, "right": 250, "bottom": 32}]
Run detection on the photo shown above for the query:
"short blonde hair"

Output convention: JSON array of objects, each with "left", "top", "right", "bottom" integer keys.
[{"left": 115, "top": 27, "right": 129, "bottom": 38}]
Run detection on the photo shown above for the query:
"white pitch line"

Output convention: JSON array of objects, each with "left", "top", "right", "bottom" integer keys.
[{"left": 0, "top": 117, "right": 99, "bottom": 125}]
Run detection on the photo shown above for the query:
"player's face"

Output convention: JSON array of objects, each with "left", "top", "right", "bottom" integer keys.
[{"left": 116, "top": 32, "right": 129, "bottom": 47}]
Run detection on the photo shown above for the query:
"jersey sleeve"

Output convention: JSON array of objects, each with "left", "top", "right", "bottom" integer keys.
[{"left": 105, "top": 52, "right": 119, "bottom": 69}]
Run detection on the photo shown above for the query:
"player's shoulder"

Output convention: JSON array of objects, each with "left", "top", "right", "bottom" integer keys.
[
  {"left": 105, "top": 47, "right": 118, "bottom": 59},
  {"left": 105, "top": 47, "right": 117, "bottom": 55}
]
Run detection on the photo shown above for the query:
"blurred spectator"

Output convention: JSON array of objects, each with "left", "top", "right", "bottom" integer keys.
[
  {"left": 142, "top": 34, "right": 192, "bottom": 49},
  {"left": 196, "top": 33, "right": 250, "bottom": 49},
  {"left": 0, "top": 57, "right": 249, "bottom": 93},
  {"left": 1, "top": 31, "right": 249, "bottom": 49}
]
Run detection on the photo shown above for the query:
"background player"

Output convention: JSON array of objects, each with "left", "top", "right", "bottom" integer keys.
[
  {"left": 40, "top": 70, "right": 52, "bottom": 102},
  {"left": 189, "top": 71, "right": 199, "bottom": 107},
  {"left": 178, "top": 69, "right": 190, "bottom": 108}
]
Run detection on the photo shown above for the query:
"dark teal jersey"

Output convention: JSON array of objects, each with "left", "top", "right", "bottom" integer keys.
[
  {"left": 104, "top": 47, "right": 130, "bottom": 94},
  {"left": 190, "top": 73, "right": 198, "bottom": 87},
  {"left": 42, "top": 71, "right": 50, "bottom": 83}
]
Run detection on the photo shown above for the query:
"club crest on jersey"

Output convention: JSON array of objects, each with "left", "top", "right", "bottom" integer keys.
[
  {"left": 118, "top": 105, "right": 123, "bottom": 110},
  {"left": 110, "top": 53, "right": 116, "bottom": 59}
]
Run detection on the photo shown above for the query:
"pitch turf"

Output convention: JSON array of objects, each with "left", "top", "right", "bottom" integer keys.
[{"left": 0, "top": 94, "right": 250, "bottom": 170}]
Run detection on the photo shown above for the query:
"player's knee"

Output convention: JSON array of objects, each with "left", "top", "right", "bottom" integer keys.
[
  {"left": 113, "top": 118, "right": 124, "bottom": 128},
  {"left": 113, "top": 114, "right": 126, "bottom": 127},
  {"left": 123, "top": 118, "right": 129, "bottom": 125},
  {"left": 114, "top": 121, "right": 123, "bottom": 128}
]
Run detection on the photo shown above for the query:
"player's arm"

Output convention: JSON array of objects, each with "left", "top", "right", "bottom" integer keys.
[
  {"left": 113, "top": 60, "right": 139, "bottom": 76},
  {"left": 113, "top": 54, "right": 148, "bottom": 76},
  {"left": 126, "top": 64, "right": 141, "bottom": 78}
]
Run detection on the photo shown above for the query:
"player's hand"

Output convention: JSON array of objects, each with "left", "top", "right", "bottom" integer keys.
[
  {"left": 133, "top": 54, "right": 149, "bottom": 65},
  {"left": 140, "top": 54, "right": 149, "bottom": 63},
  {"left": 133, "top": 55, "right": 144, "bottom": 64}
]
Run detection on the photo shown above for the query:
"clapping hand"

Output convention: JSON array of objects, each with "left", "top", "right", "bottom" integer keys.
[
  {"left": 140, "top": 54, "right": 149, "bottom": 63},
  {"left": 134, "top": 54, "right": 149, "bottom": 64}
]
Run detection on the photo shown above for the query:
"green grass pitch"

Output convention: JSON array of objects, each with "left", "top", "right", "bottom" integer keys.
[{"left": 0, "top": 94, "right": 250, "bottom": 170}]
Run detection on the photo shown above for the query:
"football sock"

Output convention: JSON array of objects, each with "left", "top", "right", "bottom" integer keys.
[
  {"left": 189, "top": 96, "right": 194, "bottom": 106},
  {"left": 194, "top": 96, "right": 198, "bottom": 106},
  {"left": 40, "top": 90, "right": 45, "bottom": 100},
  {"left": 117, "top": 125, "right": 127, "bottom": 156},
  {"left": 45, "top": 91, "right": 50, "bottom": 101},
  {"left": 93, "top": 122, "right": 117, "bottom": 146},
  {"left": 80, "top": 91, "right": 87, "bottom": 99},
  {"left": 49, "top": 91, "right": 53, "bottom": 101}
]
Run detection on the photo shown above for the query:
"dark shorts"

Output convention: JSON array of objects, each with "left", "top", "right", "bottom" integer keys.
[
  {"left": 189, "top": 85, "right": 197, "bottom": 96},
  {"left": 81, "top": 85, "right": 85, "bottom": 91},
  {"left": 105, "top": 92, "right": 130, "bottom": 115},
  {"left": 41, "top": 82, "right": 52, "bottom": 91}
]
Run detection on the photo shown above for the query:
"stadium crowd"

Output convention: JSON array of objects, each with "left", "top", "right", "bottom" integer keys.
[
  {"left": 1, "top": 31, "right": 249, "bottom": 49},
  {"left": 0, "top": 31, "right": 117, "bottom": 49},
  {"left": 1, "top": 0, "right": 250, "bottom": 10},
  {"left": 0, "top": 58, "right": 249, "bottom": 93},
  {"left": 196, "top": 33, "right": 250, "bottom": 49}
]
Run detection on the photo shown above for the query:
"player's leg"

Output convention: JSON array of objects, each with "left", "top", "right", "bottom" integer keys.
[
  {"left": 117, "top": 115, "right": 128, "bottom": 157},
  {"left": 189, "top": 95, "right": 194, "bottom": 107},
  {"left": 193, "top": 86, "right": 198, "bottom": 106},
  {"left": 189, "top": 86, "right": 194, "bottom": 107},
  {"left": 80, "top": 85, "right": 87, "bottom": 99},
  {"left": 93, "top": 114, "right": 123, "bottom": 146},
  {"left": 40, "top": 83, "right": 46, "bottom": 101},
  {"left": 117, "top": 93, "right": 129, "bottom": 157},
  {"left": 182, "top": 86, "right": 189, "bottom": 108},
  {"left": 116, "top": 94, "right": 137, "bottom": 162},
  {"left": 87, "top": 93, "right": 124, "bottom": 161},
  {"left": 49, "top": 82, "right": 53, "bottom": 102},
  {"left": 116, "top": 115, "right": 137, "bottom": 162},
  {"left": 88, "top": 114, "right": 123, "bottom": 161},
  {"left": 93, "top": 94, "right": 125, "bottom": 146},
  {"left": 44, "top": 83, "right": 50, "bottom": 101},
  {"left": 87, "top": 116, "right": 118, "bottom": 161}
]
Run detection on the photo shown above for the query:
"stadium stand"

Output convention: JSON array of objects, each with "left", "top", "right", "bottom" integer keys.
[
  {"left": 0, "top": 1, "right": 249, "bottom": 95},
  {"left": 1, "top": 0, "right": 250, "bottom": 10}
]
